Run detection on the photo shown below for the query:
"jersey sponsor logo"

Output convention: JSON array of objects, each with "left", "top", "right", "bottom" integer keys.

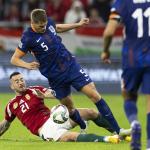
[
  {"left": 13, "top": 102, "right": 18, "bottom": 109},
  {"left": 36, "top": 37, "right": 42, "bottom": 43}
]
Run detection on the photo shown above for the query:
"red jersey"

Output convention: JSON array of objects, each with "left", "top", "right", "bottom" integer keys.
[{"left": 5, "top": 86, "right": 51, "bottom": 135}]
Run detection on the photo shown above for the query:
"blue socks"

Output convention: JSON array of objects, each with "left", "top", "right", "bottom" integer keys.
[
  {"left": 147, "top": 113, "right": 150, "bottom": 148},
  {"left": 70, "top": 109, "right": 86, "bottom": 129},
  {"left": 124, "top": 100, "right": 137, "bottom": 123},
  {"left": 95, "top": 98, "right": 120, "bottom": 134}
]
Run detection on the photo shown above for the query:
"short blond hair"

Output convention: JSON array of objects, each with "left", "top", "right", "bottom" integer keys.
[{"left": 31, "top": 9, "right": 47, "bottom": 23}]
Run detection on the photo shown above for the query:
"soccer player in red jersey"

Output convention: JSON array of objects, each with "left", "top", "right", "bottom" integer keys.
[{"left": 0, "top": 72, "right": 122, "bottom": 143}]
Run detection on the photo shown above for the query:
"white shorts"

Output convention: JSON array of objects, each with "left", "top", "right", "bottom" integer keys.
[{"left": 39, "top": 117, "right": 72, "bottom": 141}]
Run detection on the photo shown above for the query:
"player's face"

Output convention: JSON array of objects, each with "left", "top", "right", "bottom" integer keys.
[
  {"left": 32, "top": 21, "right": 47, "bottom": 33},
  {"left": 10, "top": 74, "right": 27, "bottom": 94}
]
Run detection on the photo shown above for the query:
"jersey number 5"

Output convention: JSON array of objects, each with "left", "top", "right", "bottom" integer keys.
[
  {"left": 36, "top": 38, "right": 48, "bottom": 51},
  {"left": 132, "top": 8, "right": 150, "bottom": 38}
]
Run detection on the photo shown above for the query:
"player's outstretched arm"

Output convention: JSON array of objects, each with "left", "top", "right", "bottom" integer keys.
[
  {"left": 11, "top": 48, "right": 39, "bottom": 70},
  {"left": 101, "top": 19, "right": 119, "bottom": 64},
  {"left": 0, "top": 119, "right": 11, "bottom": 136},
  {"left": 33, "top": 89, "right": 56, "bottom": 99},
  {"left": 56, "top": 18, "right": 89, "bottom": 33}
]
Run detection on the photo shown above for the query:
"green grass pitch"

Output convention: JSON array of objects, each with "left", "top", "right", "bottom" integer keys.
[{"left": 0, "top": 93, "right": 147, "bottom": 150}]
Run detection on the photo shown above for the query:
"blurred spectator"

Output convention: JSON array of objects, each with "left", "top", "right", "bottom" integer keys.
[
  {"left": 0, "top": 0, "right": 112, "bottom": 25},
  {"left": 92, "top": 0, "right": 112, "bottom": 22},
  {"left": 0, "top": 0, "right": 4, "bottom": 21},
  {"left": 88, "top": 7, "right": 105, "bottom": 27},
  {"left": 80, "top": 0, "right": 90, "bottom": 13},
  {"left": 0, "top": 40, "right": 5, "bottom": 52},
  {"left": 3, "top": 0, "right": 22, "bottom": 23},
  {"left": 22, "top": 0, "right": 40, "bottom": 21},
  {"left": 64, "top": 0, "right": 87, "bottom": 23},
  {"left": 46, "top": 0, "right": 71, "bottom": 23},
  {"left": 4, "top": 3, "right": 22, "bottom": 23}
]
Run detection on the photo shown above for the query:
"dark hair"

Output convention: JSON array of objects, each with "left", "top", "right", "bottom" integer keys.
[
  {"left": 9, "top": 72, "right": 21, "bottom": 79},
  {"left": 31, "top": 9, "right": 47, "bottom": 23}
]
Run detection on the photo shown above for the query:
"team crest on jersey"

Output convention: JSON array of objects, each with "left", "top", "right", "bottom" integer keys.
[
  {"left": 13, "top": 102, "right": 18, "bottom": 109},
  {"left": 25, "top": 94, "right": 30, "bottom": 100}
]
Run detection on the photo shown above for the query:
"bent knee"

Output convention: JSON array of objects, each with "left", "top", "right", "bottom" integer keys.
[
  {"left": 87, "top": 92, "right": 101, "bottom": 102},
  {"left": 58, "top": 132, "right": 78, "bottom": 142},
  {"left": 122, "top": 89, "right": 137, "bottom": 100},
  {"left": 85, "top": 109, "right": 98, "bottom": 119}
]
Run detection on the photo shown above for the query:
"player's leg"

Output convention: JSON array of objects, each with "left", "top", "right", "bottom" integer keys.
[
  {"left": 58, "top": 131, "right": 119, "bottom": 143},
  {"left": 51, "top": 83, "right": 86, "bottom": 130},
  {"left": 121, "top": 68, "right": 142, "bottom": 150},
  {"left": 122, "top": 90, "right": 141, "bottom": 150},
  {"left": 141, "top": 67, "right": 150, "bottom": 150},
  {"left": 121, "top": 68, "right": 142, "bottom": 124},
  {"left": 122, "top": 90, "right": 138, "bottom": 124},
  {"left": 76, "top": 108, "right": 114, "bottom": 133},
  {"left": 80, "top": 82, "right": 121, "bottom": 134},
  {"left": 60, "top": 96, "right": 86, "bottom": 129},
  {"left": 71, "top": 66, "right": 130, "bottom": 135},
  {"left": 39, "top": 116, "right": 119, "bottom": 143},
  {"left": 146, "top": 95, "right": 150, "bottom": 150}
]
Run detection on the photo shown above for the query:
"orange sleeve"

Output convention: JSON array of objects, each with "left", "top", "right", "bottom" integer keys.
[{"left": 109, "top": 12, "right": 120, "bottom": 20}]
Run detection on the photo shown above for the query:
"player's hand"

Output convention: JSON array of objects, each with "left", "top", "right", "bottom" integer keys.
[
  {"left": 101, "top": 51, "right": 111, "bottom": 64},
  {"left": 33, "top": 89, "right": 45, "bottom": 99},
  {"left": 78, "top": 18, "right": 89, "bottom": 26},
  {"left": 26, "top": 62, "right": 40, "bottom": 70}
]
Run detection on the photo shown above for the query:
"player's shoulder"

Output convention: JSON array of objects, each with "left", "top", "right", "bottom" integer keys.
[
  {"left": 111, "top": 0, "right": 129, "bottom": 8},
  {"left": 10, "top": 95, "right": 22, "bottom": 102},
  {"left": 29, "top": 85, "right": 45, "bottom": 89},
  {"left": 21, "top": 27, "right": 33, "bottom": 39},
  {"left": 113, "top": 0, "right": 128, "bottom": 3},
  {"left": 29, "top": 85, "right": 47, "bottom": 91},
  {"left": 6, "top": 96, "right": 19, "bottom": 109},
  {"left": 47, "top": 17, "right": 56, "bottom": 27},
  {"left": 47, "top": 17, "right": 54, "bottom": 23},
  {"left": 28, "top": 85, "right": 48, "bottom": 93},
  {"left": 9, "top": 96, "right": 18, "bottom": 102},
  {"left": 113, "top": 0, "right": 150, "bottom": 5}
]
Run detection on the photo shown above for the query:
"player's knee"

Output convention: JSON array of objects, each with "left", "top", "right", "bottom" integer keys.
[
  {"left": 63, "top": 104, "right": 74, "bottom": 113},
  {"left": 122, "top": 89, "right": 137, "bottom": 101},
  {"left": 86, "top": 109, "right": 98, "bottom": 119},
  {"left": 59, "top": 132, "right": 77, "bottom": 142},
  {"left": 87, "top": 92, "right": 101, "bottom": 102},
  {"left": 59, "top": 136, "right": 70, "bottom": 142}
]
